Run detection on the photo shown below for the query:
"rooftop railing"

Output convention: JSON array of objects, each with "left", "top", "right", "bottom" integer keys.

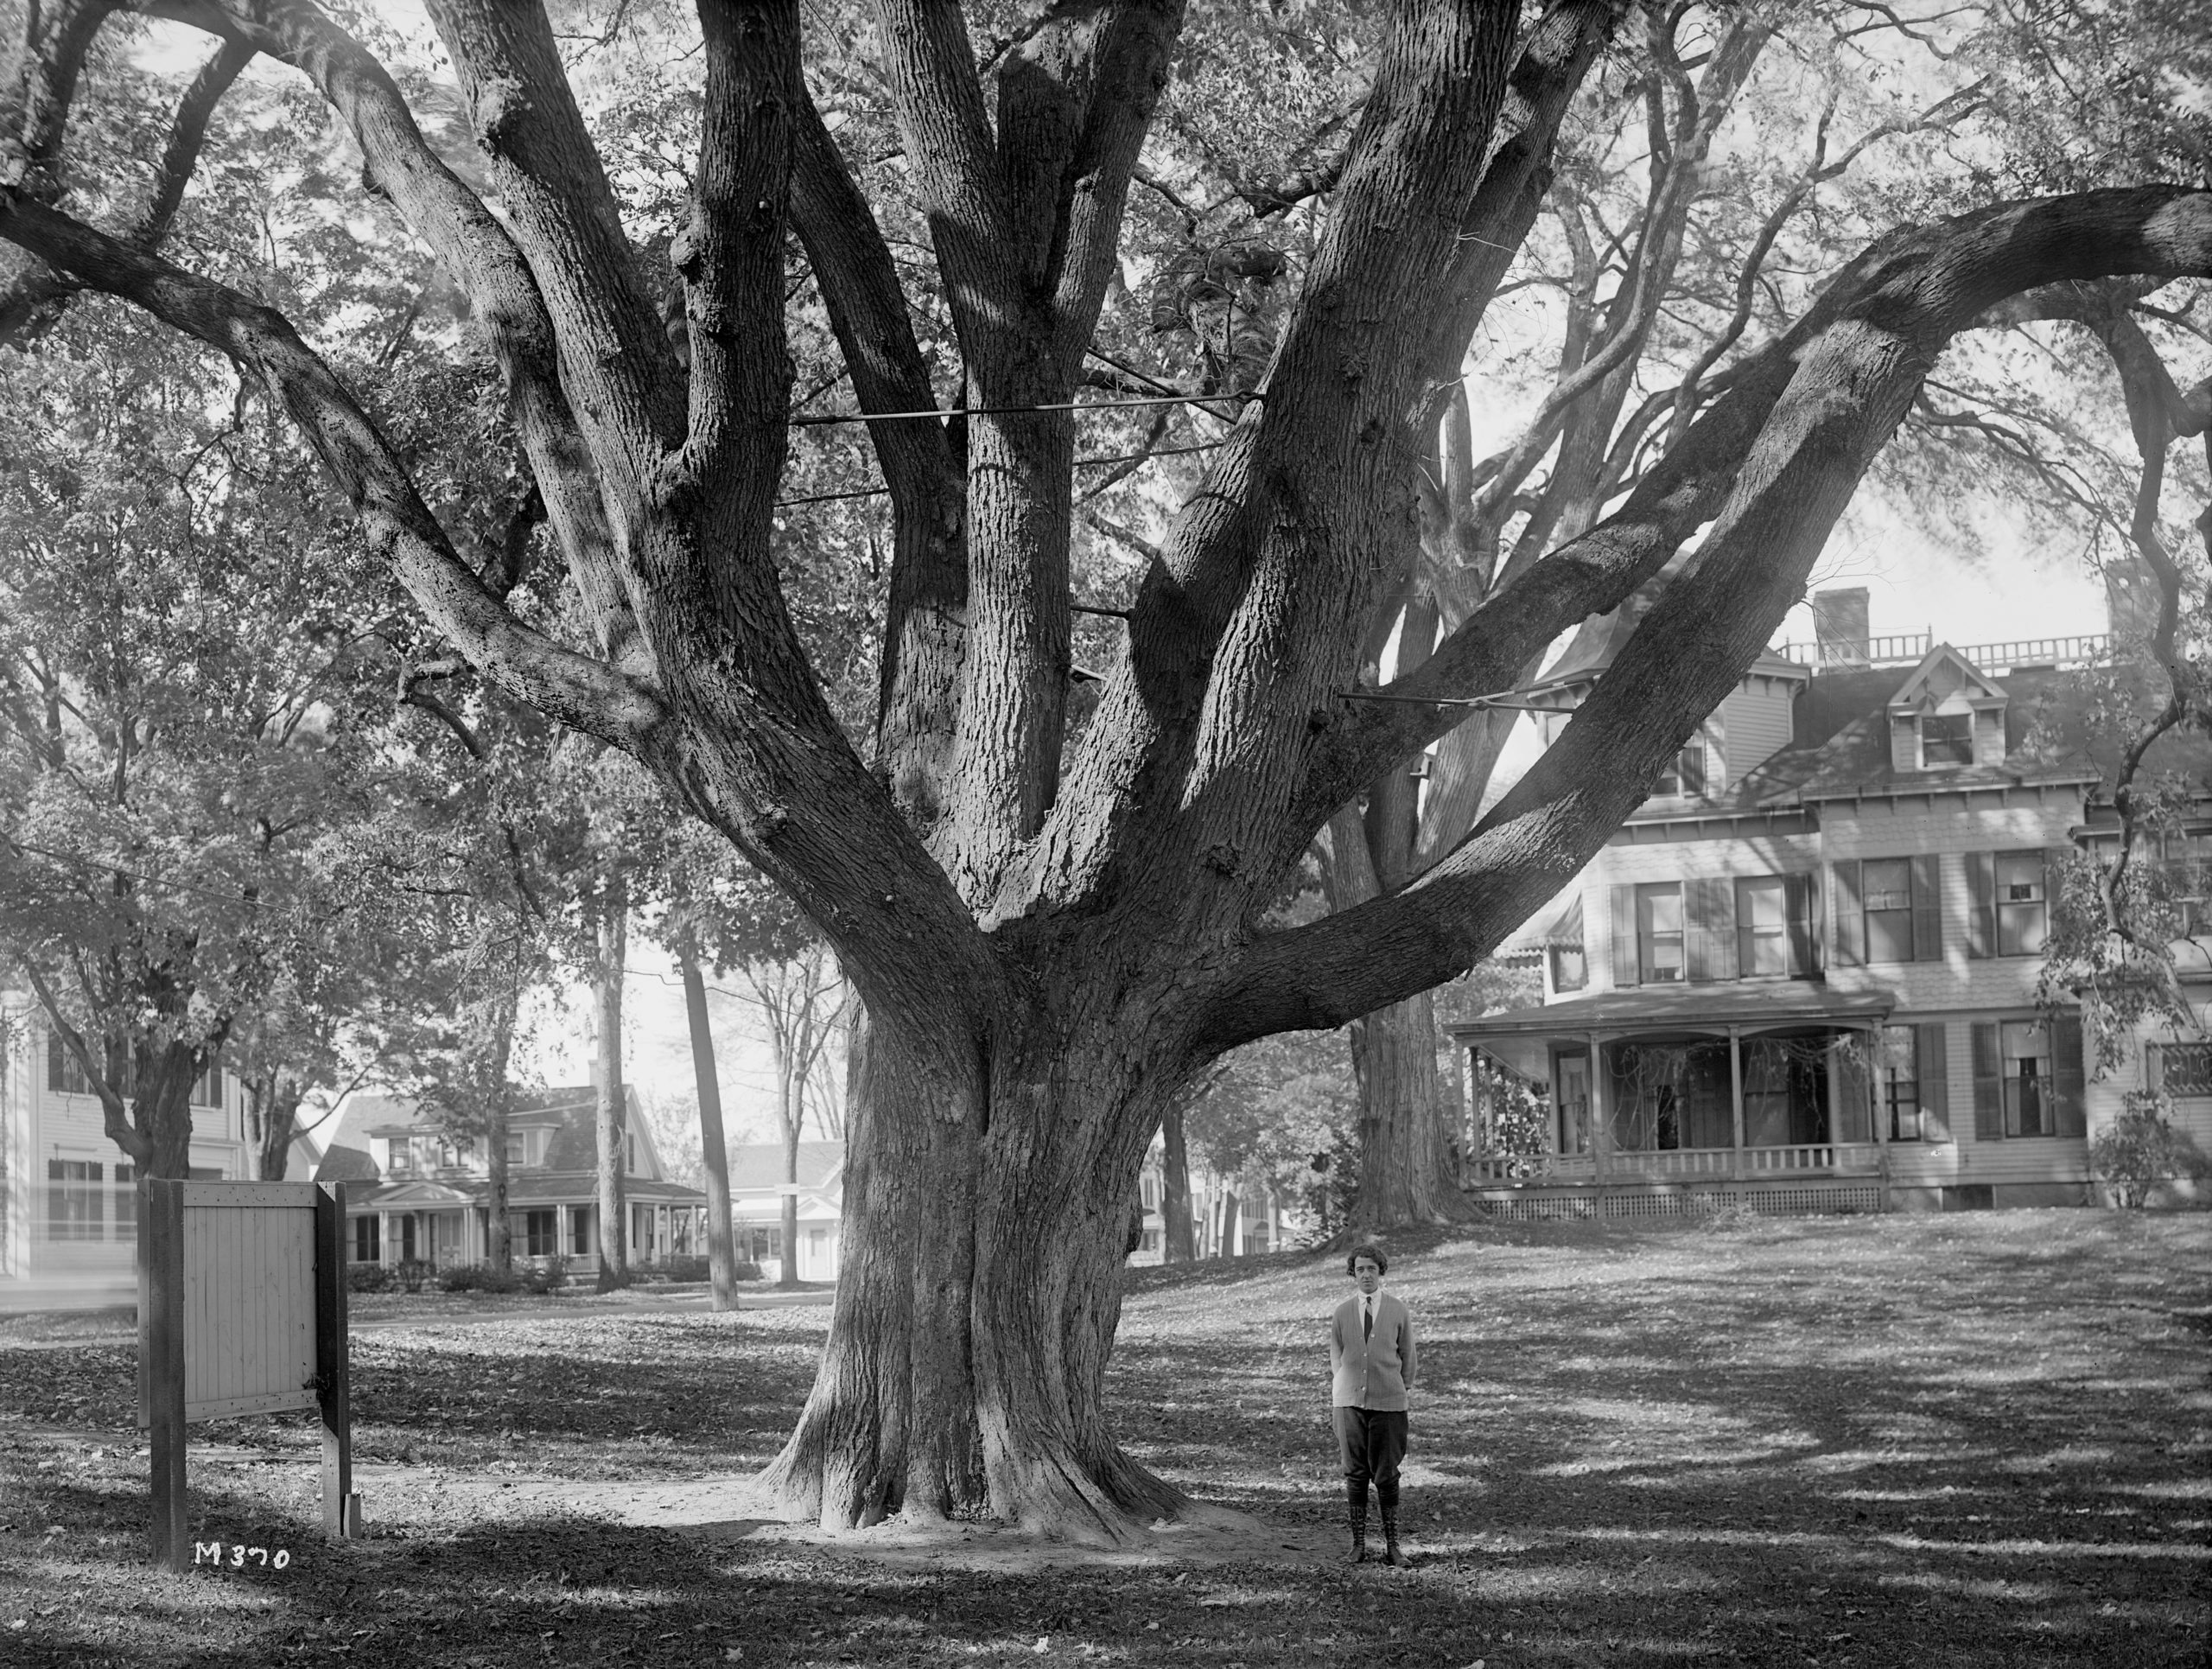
[{"left": 1770, "top": 631, "right": 2111, "bottom": 672}]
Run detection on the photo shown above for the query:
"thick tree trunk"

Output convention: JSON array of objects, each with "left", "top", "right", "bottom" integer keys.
[
  {"left": 1348, "top": 990, "right": 1469, "bottom": 1230},
  {"left": 246, "top": 1073, "right": 304, "bottom": 1181},
  {"left": 761, "top": 1010, "right": 1187, "bottom": 1541},
  {"left": 679, "top": 949, "right": 741, "bottom": 1311},
  {"left": 594, "top": 899, "right": 628, "bottom": 1289},
  {"left": 779, "top": 1126, "right": 801, "bottom": 1291},
  {"left": 1160, "top": 1100, "right": 1195, "bottom": 1264}
]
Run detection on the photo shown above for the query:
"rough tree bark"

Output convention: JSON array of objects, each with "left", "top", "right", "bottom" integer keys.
[
  {"left": 593, "top": 893, "right": 628, "bottom": 1288},
  {"left": 245, "top": 1070, "right": 304, "bottom": 1181},
  {"left": 6, "top": 0, "right": 2208, "bottom": 1545},
  {"left": 481, "top": 990, "right": 519, "bottom": 1273},
  {"left": 1160, "top": 1099, "right": 1195, "bottom": 1264},
  {"left": 677, "top": 945, "right": 742, "bottom": 1311}
]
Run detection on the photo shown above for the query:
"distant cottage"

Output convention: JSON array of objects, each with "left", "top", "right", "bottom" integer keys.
[{"left": 314, "top": 1086, "right": 706, "bottom": 1273}]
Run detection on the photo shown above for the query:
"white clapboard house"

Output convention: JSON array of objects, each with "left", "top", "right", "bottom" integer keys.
[
  {"left": 314, "top": 1086, "right": 707, "bottom": 1274},
  {"left": 1453, "top": 588, "right": 2211, "bottom": 1219}
]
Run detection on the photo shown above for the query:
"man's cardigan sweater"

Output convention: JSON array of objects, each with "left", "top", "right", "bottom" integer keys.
[{"left": 1329, "top": 1291, "right": 1416, "bottom": 1411}]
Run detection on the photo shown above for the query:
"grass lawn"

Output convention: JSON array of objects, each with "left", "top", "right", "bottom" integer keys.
[{"left": 1, "top": 1209, "right": 2206, "bottom": 1667}]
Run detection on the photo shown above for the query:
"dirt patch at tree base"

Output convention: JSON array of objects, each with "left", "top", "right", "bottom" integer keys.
[{"left": 366, "top": 1464, "right": 1345, "bottom": 1570}]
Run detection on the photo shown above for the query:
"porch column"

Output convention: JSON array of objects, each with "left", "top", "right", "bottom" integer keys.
[
  {"left": 1873, "top": 1026, "right": 1891, "bottom": 1148},
  {"left": 378, "top": 1209, "right": 392, "bottom": 1267},
  {"left": 1452, "top": 1038, "right": 1469, "bottom": 1180},
  {"left": 1728, "top": 1027, "right": 1746, "bottom": 1182},
  {"left": 1586, "top": 1031, "right": 1609, "bottom": 1196}
]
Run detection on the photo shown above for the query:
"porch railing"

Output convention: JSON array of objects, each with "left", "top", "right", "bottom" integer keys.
[
  {"left": 1466, "top": 1142, "right": 1885, "bottom": 1186},
  {"left": 1465, "top": 1152, "right": 1598, "bottom": 1185}
]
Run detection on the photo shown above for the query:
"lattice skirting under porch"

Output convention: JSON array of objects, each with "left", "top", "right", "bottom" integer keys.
[{"left": 1473, "top": 1183, "right": 1885, "bottom": 1223}]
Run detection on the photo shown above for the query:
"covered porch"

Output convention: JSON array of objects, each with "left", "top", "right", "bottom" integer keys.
[{"left": 1453, "top": 983, "right": 1903, "bottom": 1216}]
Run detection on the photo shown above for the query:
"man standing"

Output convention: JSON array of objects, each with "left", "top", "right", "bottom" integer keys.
[{"left": 1330, "top": 1242, "right": 1416, "bottom": 1565}]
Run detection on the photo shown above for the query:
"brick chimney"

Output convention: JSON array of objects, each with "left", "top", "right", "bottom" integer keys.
[{"left": 1812, "top": 587, "right": 1871, "bottom": 664}]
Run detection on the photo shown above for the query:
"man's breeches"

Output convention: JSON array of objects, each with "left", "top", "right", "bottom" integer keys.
[{"left": 1333, "top": 1406, "right": 1408, "bottom": 1489}]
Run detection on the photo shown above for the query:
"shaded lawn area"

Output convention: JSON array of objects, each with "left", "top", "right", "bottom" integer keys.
[{"left": 1, "top": 1209, "right": 2207, "bottom": 1667}]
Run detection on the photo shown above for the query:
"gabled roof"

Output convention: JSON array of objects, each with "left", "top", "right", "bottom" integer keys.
[
  {"left": 725, "top": 1141, "right": 844, "bottom": 1198},
  {"left": 1695, "top": 664, "right": 2111, "bottom": 812},
  {"left": 316, "top": 1084, "right": 644, "bottom": 1187},
  {"left": 1884, "top": 643, "right": 2006, "bottom": 714}
]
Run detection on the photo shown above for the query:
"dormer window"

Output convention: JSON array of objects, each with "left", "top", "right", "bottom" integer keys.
[
  {"left": 1655, "top": 743, "right": 1707, "bottom": 798},
  {"left": 1920, "top": 711, "right": 1973, "bottom": 767}
]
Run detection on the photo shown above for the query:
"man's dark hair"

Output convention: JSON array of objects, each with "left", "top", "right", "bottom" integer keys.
[{"left": 1345, "top": 1243, "right": 1389, "bottom": 1277}]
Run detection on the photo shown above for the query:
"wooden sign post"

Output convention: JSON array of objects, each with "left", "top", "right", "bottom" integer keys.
[{"left": 139, "top": 1179, "right": 359, "bottom": 1571}]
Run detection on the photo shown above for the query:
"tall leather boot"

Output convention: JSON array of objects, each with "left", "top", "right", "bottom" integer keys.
[
  {"left": 1377, "top": 1479, "right": 1404, "bottom": 1567},
  {"left": 1345, "top": 1479, "right": 1369, "bottom": 1563}
]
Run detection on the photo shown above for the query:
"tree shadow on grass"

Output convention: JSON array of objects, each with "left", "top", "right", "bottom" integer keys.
[{"left": 1106, "top": 1214, "right": 2209, "bottom": 1667}]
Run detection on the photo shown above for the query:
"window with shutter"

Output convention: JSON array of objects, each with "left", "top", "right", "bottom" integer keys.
[
  {"left": 1917, "top": 1022, "right": 1952, "bottom": 1142},
  {"left": 1686, "top": 878, "right": 1733, "bottom": 982},
  {"left": 1637, "top": 883, "right": 1684, "bottom": 983},
  {"left": 1966, "top": 850, "right": 1997, "bottom": 958},
  {"left": 1970, "top": 1022, "right": 2003, "bottom": 1140},
  {"left": 1876, "top": 1027, "right": 1922, "bottom": 1140},
  {"left": 1995, "top": 850, "right": 2048, "bottom": 957},
  {"left": 1736, "top": 876, "right": 1789, "bottom": 978},
  {"left": 1998, "top": 1019, "right": 2055, "bottom": 1137},
  {"left": 1785, "top": 872, "right": 1817, "bottom": 976},
  {"left": 1910, "top": 853, "right": 1942, "bottom": 961},
  {"left": 2052, "top": 1016, "right": 2086, "bottom": 1138},
  {"left": 1611, "top": 885, "right": 1639, "bottom": 989},
  {"left": 1832, "top": 861, "right": 1865, "bottom": 965},
  {"left": 1864, "top": 858, "right": 1914, "bottom": 963}
]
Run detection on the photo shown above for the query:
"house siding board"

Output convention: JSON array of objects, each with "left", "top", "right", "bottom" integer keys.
[
  {"left": 0, "top": 1014, "right": 249, "bottom": 1289},
  {"left": 1717, "top": 680, "right": 1796, "bottom": 788},
  {"left": 1583, "top": 829, "right": 1827, "bottom": 994}
]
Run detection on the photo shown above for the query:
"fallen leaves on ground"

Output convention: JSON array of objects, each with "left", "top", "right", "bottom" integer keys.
[{"left": 1, "top": 1211, "right": 2206, "bottom": 1666}]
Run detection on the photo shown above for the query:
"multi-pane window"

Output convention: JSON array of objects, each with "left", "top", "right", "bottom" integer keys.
[
  {"left": 1876, "top": 1028, "right": 1921, "bottom": 1141},
  {"left": 1736, "top": 877, "right": 1789, "bottom": 977},
  {"left": 569, "top": 1205, "right": 594, "bottom": 1257},
  {"left": 1863, "top": 859, "right": 1916, "bottom": 964},
  {"left": 47, "top": 1035, "right": 103, "bottom": 1096},
  {"left": 47, "top": 1160, "right": 104, "bottom": 1241},
  {"left": 1999, "top": 1020, "right": 2051, "bottom": 1137},
  {"left": 1972, "top": 1016, "right": 2084, "bottom": 1141},
  {"left": 1996, "top": 852, "right": 2048, "bottom": 957},
  {"left": 524, "top": 1209, "right": 558, "bottom": 1258},
  {"left": 112, "top": 1163, "right": 137, "bottom": 1243},
  {"left": 505, "top": 1131, "right": 529, "bottom": 1167},
  {"left": 353, "top": 1215, "right": 381, "bottom": 1264},
  {"left": 188, "top": 1061, "right": 225, "bottom": 1109},
  {"left": 2160, "top": 831, "right": 2210, "bottom": 936},
  {"left": 2152, "top": 1042, "right": 2212, "bottom": 1098},
  {"left": 1637, "top": 883, "right": 1684, "bottom": 983},
  {"left": 1921, "top": 712, "right": 1973, "bottom": 766},
  {"left": 1655, "top": 743, "right": 1707, "bottom": 798}
]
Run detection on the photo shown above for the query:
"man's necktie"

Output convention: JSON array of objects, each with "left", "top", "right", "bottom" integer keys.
[{"left": 1363, "top": 1300, "right": 1372, "bottom": 1341}]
